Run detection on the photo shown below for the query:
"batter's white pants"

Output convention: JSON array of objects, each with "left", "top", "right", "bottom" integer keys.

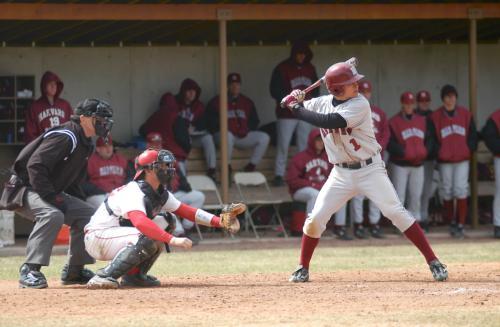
[
  {"left": 173, "top": 190, "right": 205, "bottom": 236},
  {"left": 275, "top": 119, "right": 311, "bottom": 177},
  {"left": 494, "top": 158, "right": 500, "bottom": 227},
  {"left": 84, "top": 227, "right": 142, "bottom": 261},
  {"left": 420, "top": 160, "right": 439, "bottom": 221},
  {"left": 389, "top": 163, "right": 425, "bottom": 222},
  {"left": 214, "top": 131, "right": 270, "bottom": 166},
  {"left": 350, "top": 195, "right": 381, "bottom": 225},
  {"left": 438, "top": 161, "right": 469, "bottom": 200},
  {"left": 293, "top": 187, "right": 346, "bottom": 226},
  {"left": 303, "top": 155, "right": 415, "bottom": 238},
  {"left": 86, "top": 194, "right": 107, "bottom": 209},
  {"left": 192, "top": 133, "right": 217, "bottom": 169}
]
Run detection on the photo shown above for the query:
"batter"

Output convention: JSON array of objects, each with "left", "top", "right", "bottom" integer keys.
[{"left": 281, "top": 59, "right": 448, "bottom": 283}]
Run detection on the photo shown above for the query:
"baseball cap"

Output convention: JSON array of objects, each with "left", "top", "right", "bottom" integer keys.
[
  {"left": 227, "top": 73, "right": 241, "bottom": 84},
  {"left": 146, "top": 132, "right": 163, "bottom": 149},
  {"left": 400, "top": 91, "right": 415, "bottom": 104},
  {"left": 417, "top": 90, "right": 431, "bottom": 102},
  {"left": 96, "top": 134, "right": 112, "bottom": 147},
  {"left": 358, "top": 80, "right": 372, "bottom": 93}
]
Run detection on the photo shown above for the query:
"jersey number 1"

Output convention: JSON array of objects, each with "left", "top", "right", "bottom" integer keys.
[{"left": 349, "top": 138, "right": 361, "bottom": 151}]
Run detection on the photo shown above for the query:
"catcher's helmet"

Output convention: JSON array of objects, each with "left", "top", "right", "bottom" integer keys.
[
  {"left": 417, "top": 90, "right": 431, "bottom": 102},
  {"left": 400, "top": 91, "right": 415, "bottom": 104},
  {"left": 358, "top": 79, "right": 372, "bottom": 93},
  {"left": 325, "top": 62, "right": 364, "bottom": 97},
  {"left": 134, "top": 148, "right": 176, "bottom": 183}
]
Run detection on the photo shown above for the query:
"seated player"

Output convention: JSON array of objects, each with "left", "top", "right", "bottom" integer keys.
[
  {"left": 286, "top": 129, "right": 349, "bottom": 240},
  {"left": 207, "top": 73, "right": 270, "bottom": 174},
  {"left": 281, "top": 58, "right": 448, "bottom": 283},
  {"left": 83, "top": 134, "right": 129, "bottom": 208},
  {"left": 84, "top": 148, "right": 243, "bottom": 289}
]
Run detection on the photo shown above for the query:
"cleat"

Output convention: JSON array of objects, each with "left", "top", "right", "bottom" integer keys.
[
  {"left": 273, "top": 176, "right": 285, "bottom": 187},
  {"left": 87, "top": 275, "right": 119, "bottom": 289},
  {"left": 120, "top": 274, "right": 161, "bottom": 287},
  {"left": 429, "top": 260, "right": 448, "bottom": 282},
  {"left": 494, "top": 226, "right": 500, "bottom": 239},
  {"left": 370, "top": 224, "right": 385, "bottom": 239},
  {"left": 19, "top": 264, "right": 48, "bottom": 289},
  {"left": 61, "top": 264, "right": 95, "bottom": 285},
  {"left": 453, "top": 224, "right": 465, "bottom": 239},
  {"left": 354, "top": 225, "right": 368, "bottom": 239},
  {"left": 289, "top": 265, "right": 309, "bottom": 283},
  {"left": 334, "top": 227, "right": 353, "bottom": 241}
]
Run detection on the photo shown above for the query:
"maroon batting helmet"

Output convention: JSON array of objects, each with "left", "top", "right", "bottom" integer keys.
[{"left": 325, "top": 62, "right": 364, "bottom": 97}]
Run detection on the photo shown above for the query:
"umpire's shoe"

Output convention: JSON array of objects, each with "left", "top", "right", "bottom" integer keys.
[
  {"left": 121, "top": 274, "right": 161, "bottom": 287},
  {"left": 19, "top": 264, "right": 48, "bottom": 289},
  {"left": 87, "top": 275, "right": 119, "bottom": 289},
  {"left": 289, "top": 265, "right": 309, "bottom": 283},
  {"left": 61, "top": 264, "right": 95, "bottom": 285},
  {"left": 429, "top": 260, "right": 448, "bottom": 282}
]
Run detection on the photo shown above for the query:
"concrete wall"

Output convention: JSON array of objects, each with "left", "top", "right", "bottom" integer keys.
[{"left": 1, "top": 44, "right": 499, "bottom": 142}]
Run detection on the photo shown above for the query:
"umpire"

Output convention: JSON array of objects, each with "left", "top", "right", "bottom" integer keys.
[{"left": 1, "top": 99, "right": 113, "bottom": 289}]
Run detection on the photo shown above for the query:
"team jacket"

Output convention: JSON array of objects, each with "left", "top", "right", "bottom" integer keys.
[
  {"left": 84, "top": 152, "right": 128, "bottom": 195},
  {"left": 140, "top": 79, "right": 204, "bottom": 160},
  {"left": 270, "top": 42, "right": 319, "bottom": 119},
  {"left": 206, "top": 94, "right": 260, "bottom": 138},
  {"left": 13, "top": 120, "right": 93, "bottom": 200},
  {"left": 25, "top": 71, "right": 73, "bottom": 144},
  {"left": 431, "top": 106, "right": 478, "bottom": 163},
  {"left": 388, "top": 113, "right": 431, "bottom": 167},
  {"left": 481, "top": 109, "right": 500, "bottom": 157},
  {"left": 371, "top": 105, "right": 390, "bottom": 152},
  {"left": 286, "top": 129, "right": 332, "bottom": 195}
]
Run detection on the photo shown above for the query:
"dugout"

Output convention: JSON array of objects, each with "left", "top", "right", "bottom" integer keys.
[{"left": 0, "top": 1, "right": 500, "bottom": 231}]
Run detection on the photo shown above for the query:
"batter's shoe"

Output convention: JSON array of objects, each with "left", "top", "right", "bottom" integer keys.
[
  {"left": 370, "top": 224, "right": 385, "bottom": 239},
  {"left": 334, "top": 227, "right": 353, "bottom": 241},
  {"left": 87, "top": 275, "right": 119, "bottom": 289},
  {"left": 61, "top": 264, "right": 95, "bottom": 285},
  {"left": 494, "top": 226, "right": 500, "bottom": 239},
  {"left": 354, "top": 225, "right": 368, "bottom": 239},
  {"left": 429, "top": 260, "right": 448, "bottom": 282},
  {"left": 289, "top": 265, "right": 309, "bottom": 283},
  {"left": 19, "top": 264, "right": 48, "bottom": 289},
  {"left": 121, "top": 274, "right": 161, "bottom": 287}
]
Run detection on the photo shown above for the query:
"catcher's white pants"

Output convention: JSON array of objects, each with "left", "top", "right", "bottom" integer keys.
[
  {"left": 438, "top": 161, "right": 469, "bottom": 200},
  {"left": 292, "top": 187, "right": 346, "bottom": 226},
  {"left": 303, "top": 154, "right": 415, "bottom": 238},
  {"left": 84, "top": 227, "right": 142, "bottom": 261},
  {"left": 349, "top": 195, "right": 381, "bottom": 225},
  {"left": 173, "top": 190, "right": 205, "bottom": 236},
  {"left": 494, "top": 158, "right": 500, "bottom": 227},
  {"left": 389, "top": 163, "right": 424, "bottom": 221}
]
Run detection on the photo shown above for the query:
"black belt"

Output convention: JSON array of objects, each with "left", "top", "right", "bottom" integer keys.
[{"left": 336, "top": 157, "right": 373, "bottom": 170}]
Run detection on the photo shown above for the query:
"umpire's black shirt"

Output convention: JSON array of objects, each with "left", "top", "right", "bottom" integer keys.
[{"left": 13, "top": 120, "right": 93, "bottom": 200}]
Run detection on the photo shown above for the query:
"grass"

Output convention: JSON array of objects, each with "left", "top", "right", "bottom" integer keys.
[{"left": 0, "top": 241, "right": 499, "bottom": 279}]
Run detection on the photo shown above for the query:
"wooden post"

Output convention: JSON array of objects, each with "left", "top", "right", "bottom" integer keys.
[
  {"left": 218, "top": 9, "right": 230, "bottom": 203},
  {"left": 468, "top": 8, "right": 481, "bottom": 228}
]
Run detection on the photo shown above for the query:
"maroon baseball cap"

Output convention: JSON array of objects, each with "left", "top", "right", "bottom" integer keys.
[
  {"left": 416, "top": 90, "right": 431, "bottom": 102},
  {"left": 227, "top": 73, "right": 241, "bottom": 84},
  {"left": 146, "top": 132, "right": 163, "bottom": 149},
  {"left": 400, "top": 91, "right": 415, "bottom": 104},
  {"left": 358, "top": 79, "right": 372, "bottom": 93},
  {"left": 96, "top": 135, "right": 112, "bottom": 147}
]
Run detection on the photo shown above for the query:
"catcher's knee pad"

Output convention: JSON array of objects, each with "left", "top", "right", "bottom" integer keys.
[
  {"left": 302, "top": 216, "right": 324, "bottom": 238},
  {"left": 97, "top": 235, "right": 161, "bottom": 279}
]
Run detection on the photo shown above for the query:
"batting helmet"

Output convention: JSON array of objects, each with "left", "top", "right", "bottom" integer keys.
[
  {"left": 134, "top": 149, "right": 176, "bottom": 184},
  {"left": 358, "top": 80, "right": 372, "bottom": 94},
  {"left": 325, "top": 62, "right": 364, "bottom": 97},
  {"left": 417, "top": 90, "right": 431, "bottom": 102},
  {"left": 400, "top": 91, "right": 415, "bottom": 104}
]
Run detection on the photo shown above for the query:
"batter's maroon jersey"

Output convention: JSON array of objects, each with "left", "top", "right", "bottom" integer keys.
[
  {"left": 286, "top": 129, "right": 332, "bottom": 195},
  {"left": 371, "top": 105, "right": 390, "bottom": 152},
  {"left": 270, "top": 42, "right": 319, "bottom": 119},
  {"left": 431, "top": 106, "right": 472, "bottom": 163},
  {"left": 389, "top": 113, "right": 428, "bottom": 166},
  {"left": 87, "top": 152, "right": 128, "bottom": 193},
  {"left": 25, "top": 71, "right": 73, "bottom": 143}
]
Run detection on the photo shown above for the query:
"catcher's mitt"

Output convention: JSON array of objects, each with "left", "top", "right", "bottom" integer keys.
[{"left": 220, "top": 203, "right": 247, "bottom": 234}]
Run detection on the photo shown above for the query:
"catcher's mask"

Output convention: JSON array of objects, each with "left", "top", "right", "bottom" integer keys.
[
  {"left": 75, "top": 98, "right": 114, "bottom": 139},
  {"left": 134, "top": 149, "right": 176, "bottom": 185}
]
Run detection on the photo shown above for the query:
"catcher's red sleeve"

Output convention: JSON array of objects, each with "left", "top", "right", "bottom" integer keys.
[
  {"left": 173, "top": 203, "right": 221, "bottom": 227},
  {"left": 127, "top": 210, "right": 173, "bottom": 243}
]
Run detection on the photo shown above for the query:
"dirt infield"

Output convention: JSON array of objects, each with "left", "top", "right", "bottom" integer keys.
[{"left": 1, "top": 262, "right": 499, "bottom": 326}]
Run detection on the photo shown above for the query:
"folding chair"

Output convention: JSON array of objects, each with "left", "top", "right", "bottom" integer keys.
[
  {"left": 187, "top": 175, "right": 224, "bottom": 240},
  {"left": 233, "top": 172, "right": 288, "bottom": 238}
]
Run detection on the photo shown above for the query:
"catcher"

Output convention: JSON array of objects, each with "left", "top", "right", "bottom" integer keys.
[{"left": 84, "top": 148, "right": 245, "bottom": 289}]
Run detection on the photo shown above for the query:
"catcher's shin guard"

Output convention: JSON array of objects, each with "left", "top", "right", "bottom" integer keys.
[{"left": 97, "top": 235, "right": 161, "bottom": 280}]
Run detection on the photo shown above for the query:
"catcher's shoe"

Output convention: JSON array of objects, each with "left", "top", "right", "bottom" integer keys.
[
  {"left": 87, "top": 275, "right": 119, "bottom": 289},
  {"left": 19, "top": 264, "right": 48, "bottom": 289},
  {"left": 289, "top": 266, "right": 309, "bottom": 283},
  {"left": 429, "top": 260, "right": 448, "bottom": 282},
  {"left": 370, "top": 224, "right": 385, "bottom": 239},
  {"left": 334, "top": 227, "right": 353, "bottom": 241},
  {"left": 61, "top": 264, "right": 95, "bottom": 285},
  {"left": 354, "top": 225, "right": 368, "bottom": 239},
  {"left": 120, "top": 274, "right": 161, "bottom": 287}
]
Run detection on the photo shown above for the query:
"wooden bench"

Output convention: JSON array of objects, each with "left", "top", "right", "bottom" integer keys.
[{"left": 477, "top": 141, "right": 496, "bottom": 197}]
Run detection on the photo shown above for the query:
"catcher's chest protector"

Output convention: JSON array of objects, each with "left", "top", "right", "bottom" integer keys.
[{"left": 137, "top": 180, "right": 169, "bottom": 218}]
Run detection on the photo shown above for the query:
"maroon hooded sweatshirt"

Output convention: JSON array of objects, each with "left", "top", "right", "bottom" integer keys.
[
  {"left": 286, "top": 129, "right": 332, "bottom": 195},
  {"left": 24, "top": 71, "right": 73, "bottom": 143},
  {"left": 270, "top": 41, "right": 320, "bottom": 119}
]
